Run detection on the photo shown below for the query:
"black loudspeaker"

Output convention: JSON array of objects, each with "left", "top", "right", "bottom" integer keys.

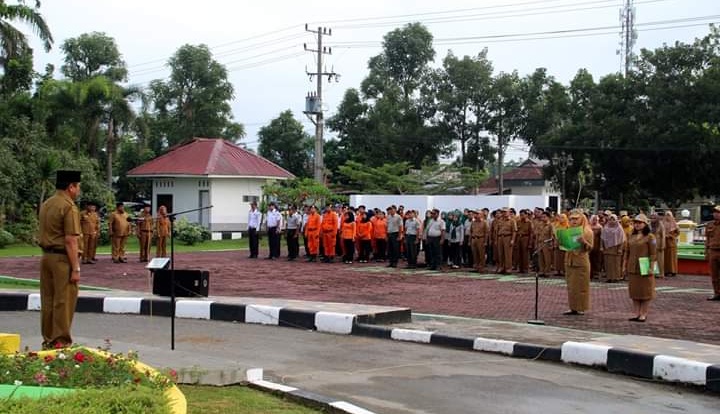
[{"left": 152, "top": 269, "right": 209, "bottom": 297}]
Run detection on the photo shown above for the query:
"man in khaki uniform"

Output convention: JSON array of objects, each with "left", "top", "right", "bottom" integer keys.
[
  {"left": 136, "top": 203, "right": 154, "bottom": 262},
  {"left": 108, "top": 202, "right": 131, "bottom": 263},
  {"left": 496, "top": 208, "right": 517, "bottom": 274},
  {"left": 535, "top": 212, "right": 555, "bottom": 276},
  {"left": 38, "top": 170, "right": 82, "bottom": 349},
  {"left": 470, "top": 210, "right": 490, "bottom": 272},
  {"left": 705, "top": 205, "right": 720, "bottom": 301},
  {"left": 156, "top": 205, "right": 171, "bottom": 258},
  {"left": 516, "top": 210, "right": 534, "bottom": 274},
  {"left": 80, "top": 201, "right": 99, "bottom": 264}
]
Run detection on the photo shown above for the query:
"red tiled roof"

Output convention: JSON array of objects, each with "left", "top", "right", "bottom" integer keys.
[
  {"left": 478, "top": 159, "right": 546, "bottom": 189},
  {"left": 128, "top": 138, "right": 295, "bottom": 178}
]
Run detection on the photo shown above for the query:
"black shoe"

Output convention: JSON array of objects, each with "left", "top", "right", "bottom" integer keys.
[
  {"left": 248, "top": 255, "right": 257, "bottom": 259},
  {"left": 707, "top": 295, "right": 720, "bottom": 301},
  {"left": 120, "top": 258, "right": 128, "bottom": 263},
  {"left": 563, "top": 310, "right": 581, "bottom": 315},
  {"left": 265, "top": 257, "right": 274, "bottom": 260}
]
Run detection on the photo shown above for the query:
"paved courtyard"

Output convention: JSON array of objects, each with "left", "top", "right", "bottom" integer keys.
[{"left": 2, "top": 249, "right": 718, "bottom": 344}]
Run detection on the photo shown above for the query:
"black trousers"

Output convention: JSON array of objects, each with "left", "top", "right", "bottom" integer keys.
[
  {"left": 375, "top": 238, "right": 387, "bottom": 260},
  {"left": 388, "top": 232, "right": 400, "bottom": 265},
  {"left": 267, "top": 226, "right": 280, "bottom": 258},
  {"left": 248, "top": 227, "right": 259, "bottom": 257},
  {"left": 405, "top": 234, "right": 417, "bottom": 266},
  {"left": 343, "top": 239, "right": 355, "bottom": 262},
  {"left": 463, "top": 236, "right": 473, "bottom": 266},
  {"left": 360, "top": 240, "right": 372, "bottom": 261},
  {"left": 426, "top": 236, "right": 441, "bottom": 269},
  {"left": 287, "top": 230, "right": 300, "bottom": 259},
  {"left": 450, "top": 242, "right": 462, "bottom": 266}
]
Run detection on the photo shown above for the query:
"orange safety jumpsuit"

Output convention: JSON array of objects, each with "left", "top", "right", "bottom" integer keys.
[
  {"left": 321, "top": 211, "right": 339, "bottom": 258},
  {"left": 304, "top": 212, "right": 321, "bottom": 256}
]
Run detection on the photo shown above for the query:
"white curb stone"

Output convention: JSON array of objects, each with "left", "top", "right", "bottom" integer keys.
[
  {"left": 175, "top": 300, "right": 213, "bottom": 319},
  {"left": 391, "top": 328, "right": 432, "bottom": 343},
  {"left": 26, "top": 293, "right": 41, "bottom": 310},
  {"left": 315, "top": 312, "right": 355, "bottom": 334},
  {"left": 653, "top": 355, "right": 710, "bottom": 385},
  {"left": 561, "top": 342, "right": 610, "bottom": 367},
  {"left": 330, "top": 401, "right": 378, "bottom": 414},
  {"left": 103, "top": 297, "right": 142, "bottom": 314}
]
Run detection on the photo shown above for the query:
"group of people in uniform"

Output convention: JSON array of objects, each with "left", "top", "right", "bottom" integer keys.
[
  {"left": 247, "top": 202, "right": 718, "bottom": 322},
  {"left": 78, "top": 201, "right": 171, "bottom": 264}
]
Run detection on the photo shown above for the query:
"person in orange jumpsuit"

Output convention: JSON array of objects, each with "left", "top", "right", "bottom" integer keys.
[
  {"left": 356, "top": 213, "right": 373, "bottom": 263},
  {"left": 304, "top": 205, "right": 321, "bottom": 262},
  {"left": 341, "top": 211, "right": 357, "bottom": 264},
  {"left": 321, "top": 204, "right": 339, "bottom": 263}
]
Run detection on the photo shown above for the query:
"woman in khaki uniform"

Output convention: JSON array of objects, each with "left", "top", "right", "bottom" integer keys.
[
  {"left": 589, "top": 215, "right": 603, "bottom": 279},
  {"left": 563, "top": 211, "right": 594, "bottom": 315},
  {"left": 601, "top": 214, "right": 625, "bottom": 282},
  {"left": 624, "top": 214, "right": 657, "bottom": 322},
  {"left": 156, "top": 205, "right": 171, "bottom": 257}
]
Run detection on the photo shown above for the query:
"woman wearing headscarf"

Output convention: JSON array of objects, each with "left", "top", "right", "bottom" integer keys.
[
  {"left": 650, "top": 213, "right": 666, "bottom": 279},
  {"left": 447, "top": 212, "right": 464, "bottom": 269},
  {"left": 601, "top": 214, "right": 625, "bottom": 282},
  {"left": 589, "top": 215, "right": 603, "bottom": 279},
  {"left": 663, "top": 211, "right": 679, "bottom": 277},
  {"left": 623, "top": 214, "right": 657, "bottom": 322},
  {"left": 620, "top": 215, "right": 634, "bottom": 240},
  {"left": 553, "top": 213, "right": 569, "bottom": 276},
  {"left": 563, "top": 211, "right": 594, "bottom": 315}
]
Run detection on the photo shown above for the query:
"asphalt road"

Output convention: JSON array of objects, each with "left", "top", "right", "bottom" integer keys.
[{"left": 3, "top": 312, "right": 718, "bottom": 414}]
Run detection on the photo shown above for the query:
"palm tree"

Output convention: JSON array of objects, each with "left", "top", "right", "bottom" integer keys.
[{"left": 0, "top": 0, "right": 53, "bottom": 66}]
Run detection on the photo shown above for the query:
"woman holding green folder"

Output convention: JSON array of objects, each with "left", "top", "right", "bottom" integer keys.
[
  {"left": 623, "top": 214, "right": 658, "bottom": 322},
  {"left": 563, "top": 211, "right": 594, "bottom": 316}
]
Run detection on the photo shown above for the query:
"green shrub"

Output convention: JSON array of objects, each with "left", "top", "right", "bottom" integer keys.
[
  {"left": 174, "top": 217, "right": 208, "bottom": 246},
  {"left": 98, "top": 220, "right": 110, "bottom": 246},
  {"left": 4, "top": 221, "right": 35, "bottom": 245},
  {"left": 1, "top": 385, "right": 171, "bottom": 414},
  {"left": 0, "top": 229, "right": 14, "bottom": 248}
]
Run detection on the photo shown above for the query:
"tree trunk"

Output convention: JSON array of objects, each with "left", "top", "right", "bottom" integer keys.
[{"left": 106, "top": 118, "right": 115, "bottom": 188}]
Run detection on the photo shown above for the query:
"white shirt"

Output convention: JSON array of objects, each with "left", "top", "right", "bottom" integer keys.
[
  {"left": 287, "top": 212, "right": 302, "bottom": 230},
  {"left": 426, "top": 218, "right": 445, "bottom": 237},
  {"left": 266, "top": 209, "right": 282, "bottom": 228},
  {"left": 248, "top": 208, "right": 261, "bottom": 229}
]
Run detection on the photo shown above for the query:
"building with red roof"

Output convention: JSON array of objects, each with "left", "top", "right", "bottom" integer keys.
[
  {"left": 128, "top": 138, "right": 294, "bottom": 236},
  {"left": 477, "top": 158, "right": 557, "bottom": 197}
]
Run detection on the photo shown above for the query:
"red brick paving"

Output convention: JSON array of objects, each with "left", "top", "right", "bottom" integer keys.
[{"left": 2, "top": 250, "right": 719, "bottom": 344}]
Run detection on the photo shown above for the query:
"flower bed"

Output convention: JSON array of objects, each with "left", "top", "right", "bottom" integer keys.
[{"left": 0, "top": 345, "right": 186, "bottom": 414}]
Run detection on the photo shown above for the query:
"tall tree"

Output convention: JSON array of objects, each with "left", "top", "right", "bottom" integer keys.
[
  {"left": 0, "top": 0, "right": 52, "bottom": 68},
  {"left": 258, "top": 110, "right": 312, "bottom": 178},
  {"left": 60, "top": 32, "right": 127, "bottom": 82},
  {"left": 487, "top": 71, "right": 523, "bottom": 194},
  {"left": 149, "top": 44, "right": 244, "bottom": 146}
]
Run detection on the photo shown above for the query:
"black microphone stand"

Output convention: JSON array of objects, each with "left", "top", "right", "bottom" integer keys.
[
  {"left": 528, "top": 239, "right": 551, "bottom": 326},
  {"left": 166, "top": 205, "right": 213, "bottom": 350}
]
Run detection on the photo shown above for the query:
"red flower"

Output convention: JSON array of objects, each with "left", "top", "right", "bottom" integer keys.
[
  {"left": 73, "top": 351, "right": 86, "bottom": 363},
  {"left": 54, "top": 342, "right": 64, "bottom": 349},
  {"left": 133, "top": 377, "right": 141, "bottom": 384},
  {"left": 27, "top": 351, "right": 38, "bottom": 358},
  {"left": 43, "top": 355, "right": 55, "bottom": 363},
  {"left": 33, "top": 372, "right": 48, "bottom": 385}
]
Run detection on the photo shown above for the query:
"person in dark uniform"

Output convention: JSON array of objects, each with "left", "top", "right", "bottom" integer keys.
[{"left": 38, "top": 170, "right": 82, "bottom": 349}]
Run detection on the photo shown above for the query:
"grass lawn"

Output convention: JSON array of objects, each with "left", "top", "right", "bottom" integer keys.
[
  {"left": 0, "top": 275, "right": 109, "bottom": 291},
  {"left": 0, "top": 237, "right": 257, "bottom": 258},
  {"left": 180, "top": 385, "right": 322, "bottom": 414}
]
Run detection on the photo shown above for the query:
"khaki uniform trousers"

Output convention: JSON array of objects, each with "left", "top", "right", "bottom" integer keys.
[
  {"left": 156, "top": 236, "right": 168, "bottom": 257},
  {"left": 538, "top": 245, "right": 553, "bottom": 275},
  {"left": 82, "top": 234, "right": 97, "bottom": 262},
  {"left": 709, "top": 249, "right": 720, "bottom": 295},
  {"left": 112, "top": 236, "right": 128, "bottom": 261},
  {"left": 40, "top": 253, "right": 78, "bottom": 347},
  {"left": 497, "top": 235, "right": 513, "bottom": 272},
  {"left": 139, "top": 231, "right": 152, "bottom": 261},
  {"left": 471, "top": 238, "right": 486, "bottom": 271},
  {"left": 518, "top": 235, "right": 530, "bottom": 273}
]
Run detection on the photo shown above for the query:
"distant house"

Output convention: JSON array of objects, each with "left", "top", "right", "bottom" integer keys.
[
  {"left": 128, "top": 138, "right": 294, "bottom": 238},
  {"left": 478, "top": 158, "right": 559, "bottom": 199}
]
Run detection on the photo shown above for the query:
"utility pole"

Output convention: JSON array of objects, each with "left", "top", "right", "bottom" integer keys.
[
  {"left": 618, "top": 0, "right": 636, "bottom": 76},
  {"left": 303, "top": 25, "right": 340, "bottom": 184}
]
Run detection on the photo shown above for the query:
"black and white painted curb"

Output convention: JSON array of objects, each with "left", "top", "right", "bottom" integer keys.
[
  {"left": 246, "top": 368, "right": 376, "bottom": 414},
  {"left": 1, "top": 292, "right": 718, "bottom": 394}
]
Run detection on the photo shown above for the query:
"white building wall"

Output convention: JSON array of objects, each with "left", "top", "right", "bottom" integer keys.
[
  {"left": 350, "top": 194, "right": 557, "bottom": 214},
  {"left": 153, "top": 178, "right": 208, "bottom": 224},
  {"left": 210, "top": 178, "right": 265, "bottom": 231}
]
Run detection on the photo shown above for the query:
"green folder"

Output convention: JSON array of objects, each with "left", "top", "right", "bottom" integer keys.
[
  {"left": 638, "top": 257, "right": 659, "bottom": 277},
  {"left": 556, "top": 226, "right": 583, "bottom": 251}
]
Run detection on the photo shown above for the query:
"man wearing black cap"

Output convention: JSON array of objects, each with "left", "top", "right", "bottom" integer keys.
[
  {"left": 109, "top": 202, "right": 131, "bottom": 263},
  {"left": 80, "top": 200, "right": 99, "bottom": 264},
  {"left": 38, "top": 170, "right": 82, "bottom": 349}
]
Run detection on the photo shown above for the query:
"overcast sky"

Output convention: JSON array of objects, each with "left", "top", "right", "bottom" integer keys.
[{"left": 28, "top": 0, "right": 719, "bottom": 161}]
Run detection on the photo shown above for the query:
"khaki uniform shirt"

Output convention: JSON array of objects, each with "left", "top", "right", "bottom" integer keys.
[
  {"left": 706, "top": 221, "right": 720, "bottom": 250},
  {"left": 80, "top": 211, "right": 99, "bottom": 236},
  {"left": 497, "top": 217, "right": 517, "bottom": 237},
  {"left": 38, "top": 191, "right": 81, "bottom": 250},
  {"left": 470, "top": 220, "right": 489, "bottom": 240},
  {"left": 137, "top": 212, "right": 154, "bottom": 233},
  {"left": 109, "top": 211, "right": 131, "bottom": 237},
  {"left": 156, "top": 216, "right": 171, "bottom": 237},
  {"left": 517, "top": 219, "right": 533, "bottom": 238}
]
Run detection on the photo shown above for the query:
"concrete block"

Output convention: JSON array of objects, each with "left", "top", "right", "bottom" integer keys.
[
  {"left": 231, "top": 232, "right": 242, "bottom": 240},
  {"left": 561, "top": 341, "right": 610, "bottom": 366},
  {"left": 653, "top": 355, "right": 710, "bottom": 385},
  {"left": 245, "top": 305, "right": 281, "bottom": 325},
  {"left": 390, "top": 328, "right": 432, "bottom": 344},
  {"left": 211, "top": 232, "right": 222, "bottom": 241},
  {"left": 253, "top": 380, "right": 298, "bottom": 392},
  {"left": 103, "top": 297, "right": 142, "bottom": 314},
  {"left": 0, "top": 333, "right": 20, "bottom": 354},
  {"left": 175, "top": 300, "right": 213, "bottom": 319},
  {"left": 473, "top": 337, "right": 516, "bottom": 355},
  {"left": 246, "top": 368, "right": 263, "bottom": 382},
  {"left": 27, "top": 293, "right": 41, "bottom": 310},
  {"left": 315, "top": 312, "right": 355, "bottom": 334}
]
